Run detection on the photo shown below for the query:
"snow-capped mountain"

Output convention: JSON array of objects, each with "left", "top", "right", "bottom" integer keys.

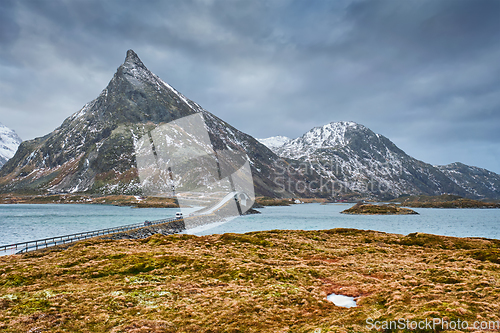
[
  {"left": 274, "top": 121, "right": 500, "bottom": 199},
  {"left": 257, "top": 136, "right": 290, "bottom": 153},
  {"left": 277, "top": 121, "right": 360, "bottom": 159},
  {"left": 0, "top": 123, "right": 22, "bottom": 167},
  {"left": 1, "top": 51, "right": 498, "bottom": 199},
  {"left": 0, "top": 50, "right": 318, "bottom": 197}
]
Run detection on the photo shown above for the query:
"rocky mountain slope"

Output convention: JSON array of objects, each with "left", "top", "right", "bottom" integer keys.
[
  {"left": 260, "top": 121, "right": 500, "bottom": 199},
  {"left": 0, "top": 123, "right": 22, "bottom": 167},
  {"left": 436, "top": 162, "right": 500, "bottom": 199},
  {"left": 0, "top": 50, "right": 317, "bottom": 197}
]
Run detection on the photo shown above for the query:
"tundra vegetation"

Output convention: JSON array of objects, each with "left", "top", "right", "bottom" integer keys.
[{"left": 1, "top": 229, "right": 499, "bottom": 332}]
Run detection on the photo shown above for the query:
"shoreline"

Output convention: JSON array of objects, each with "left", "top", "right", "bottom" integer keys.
[
  {"left": 0, "top": 194, "right": 179, "bottom": 208},
  {"left": 1, "top": 193, "right": 498, "bottom": 209},
  {"left": 0, "top": 194, "right": 327, "bottom": 209}
]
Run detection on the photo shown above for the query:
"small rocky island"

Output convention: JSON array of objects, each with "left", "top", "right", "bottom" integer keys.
[{"left": 341, "top": 202, "right": 419, "bottom": 215}]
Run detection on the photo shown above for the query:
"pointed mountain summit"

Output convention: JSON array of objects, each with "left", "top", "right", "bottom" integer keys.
[
  {"left": 0, "top": 51, "right": 311, "bottom": 196},
  {"left": 124, "top": 49, "right": 147, "bottom": 68},
  {"left": 80, "top": 49, "right": 200, "bottom": 126}
]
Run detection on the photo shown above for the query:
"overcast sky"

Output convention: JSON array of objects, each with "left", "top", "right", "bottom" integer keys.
[{"left": 1, "top": 0, "right": 499, "bottom": 173}]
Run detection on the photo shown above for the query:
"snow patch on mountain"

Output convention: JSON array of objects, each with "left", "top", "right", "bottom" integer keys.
[
  {"left": 277, "top": 121, "right": 361, "bottom": 159},
  {"left": 257, "top": 136, "right": 291, "bottom": 153},
  {"left": 0, "top": 123, "right": 22, "bottom": 166}
]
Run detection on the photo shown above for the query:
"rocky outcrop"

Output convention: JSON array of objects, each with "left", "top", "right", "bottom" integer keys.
[{"left": 341, "top": 202, "right": 418, "bottom": 215}]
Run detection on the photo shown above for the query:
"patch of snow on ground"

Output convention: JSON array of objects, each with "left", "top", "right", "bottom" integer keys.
[{"left": 326, "top": 293, "right": 357, "bottom": 308}]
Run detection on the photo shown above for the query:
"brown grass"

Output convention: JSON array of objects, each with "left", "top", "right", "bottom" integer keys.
[{"left": 0, "top": 229, "right": 499, "bottom": 332}]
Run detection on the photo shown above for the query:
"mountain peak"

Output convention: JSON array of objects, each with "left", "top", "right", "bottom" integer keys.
[
  {"left": 276, "top": 120, "right": 381, "bottom": 160},
  {"left": 326, "top": 121, "right": 363, "bottom": 131},
  {"left": 75, "top": 49, "right": 201, "bottom": 126},
  {"left": 124, "top": 49, "right": 147, "bottom": 69},
  {"left": 330, "top": 120, "right": 357, "bottom": 126}
]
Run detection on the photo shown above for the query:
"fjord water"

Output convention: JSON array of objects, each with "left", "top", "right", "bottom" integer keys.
[
  {"left": 1, "top": 203, "right": 499, "bottom": 247},
  {"left": 0, "top": 204, "right": 179, "bottom": 246},
  {"left": 189, "top": 203, "right": 500, "bottom": 239}
]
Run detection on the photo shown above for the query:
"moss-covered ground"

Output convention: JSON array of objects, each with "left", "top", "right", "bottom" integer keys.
[{"left": 1, "top": 229, "right": 499, "bottom": 332}]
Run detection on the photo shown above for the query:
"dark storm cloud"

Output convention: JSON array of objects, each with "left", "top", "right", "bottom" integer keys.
[
  {"left": 0, "top": 1, "right": 18, "bottom": 43},
  {"left": 0, "top": 0, "right": 499, "bottom": 172},
  {"left": 0, "top": 0, "right": 20, "bottom": 65}
]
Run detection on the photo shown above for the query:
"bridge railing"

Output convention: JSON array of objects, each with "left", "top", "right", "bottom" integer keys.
[{"left": 0, "top": 217, "right": 179, "bottom": 255}]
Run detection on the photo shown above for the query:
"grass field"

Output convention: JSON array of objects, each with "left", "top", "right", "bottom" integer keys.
[{"left": 1, "top": 229, "right": 499, "bottom": 332}]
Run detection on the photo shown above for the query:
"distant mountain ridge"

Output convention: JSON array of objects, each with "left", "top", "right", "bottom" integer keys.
[
  {"left": 0, "top": 123, "right": 22, "bottom": 167},
  {"left": 436, "top": 162, "right": 500, "bottom": 199},
  {"left": 259, "top": 121, "right": 500, "bottom": 200}
]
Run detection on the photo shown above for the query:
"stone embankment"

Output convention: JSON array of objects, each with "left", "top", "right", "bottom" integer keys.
[
  {"left": 182, "top": 208, "right": 261, "bottom": 229},
  {"left": 101, "top": 219, "right": 185, "bottom": 240}
]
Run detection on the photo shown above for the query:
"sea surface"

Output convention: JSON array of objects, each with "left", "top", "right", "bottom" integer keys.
[
  {"left": 189, "top": 203, "right": 500, "bottom": 239},
  {"left": 0, "top": 204, "right": 179, "bottom": 246},
  {"left": 0, "top": 203, "right": 499, "bottom": 248}
]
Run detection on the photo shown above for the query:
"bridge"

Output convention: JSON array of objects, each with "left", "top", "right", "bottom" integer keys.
[
  {"left": 0, "top": 191, "right": 252, "bottom": 256},
  {"left": 0, "top": 216, "right": 180, "bottom": 256}
]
